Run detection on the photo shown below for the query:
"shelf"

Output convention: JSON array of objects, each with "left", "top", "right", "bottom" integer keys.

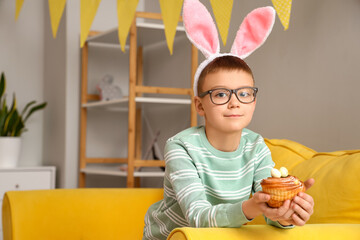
[
  {"left": 136, "top": 97, "right": 191, "bottom": 104},
  {"left": 82, "top": 96, "right": 191, "bottom": 108},
  {"left": 88, "top": 41, "right": 129, "bottom": 50},
  {"left": 82, "top": 97, "right": 129, "bottom": 108},
  {"left": 81, "top": 165, "right": 165, "bottom": 177}
]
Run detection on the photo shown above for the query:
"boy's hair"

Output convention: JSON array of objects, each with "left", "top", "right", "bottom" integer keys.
[{"left": 197, "top": 55, "right": 254, "bottom": 96}]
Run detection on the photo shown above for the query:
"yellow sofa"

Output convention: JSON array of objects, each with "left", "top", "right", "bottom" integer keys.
[{"left": 3, "top": 139, "right": 360, "bottom": 239}]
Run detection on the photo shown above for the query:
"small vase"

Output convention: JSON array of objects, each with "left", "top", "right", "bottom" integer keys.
[{"left": 0, "top": 137, "right": 22, "bottom": 168}]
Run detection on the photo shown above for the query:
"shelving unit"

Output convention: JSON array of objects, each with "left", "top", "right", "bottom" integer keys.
[{"left": 79, "top": 12, "right": 198, "bottom": 188}]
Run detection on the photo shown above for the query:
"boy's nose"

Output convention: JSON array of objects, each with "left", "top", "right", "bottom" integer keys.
[{"left": 228, "top": 93, "right": 241, "bottom": 108}]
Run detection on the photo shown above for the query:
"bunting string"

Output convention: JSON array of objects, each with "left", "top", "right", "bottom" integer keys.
[{"left": 15, "top": 0, "right": 293, "bottom": 52}]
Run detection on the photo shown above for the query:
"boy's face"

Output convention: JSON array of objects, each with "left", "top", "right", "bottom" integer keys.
[{"left": 195, "top": 69, "right": 256, "bottom": 134}]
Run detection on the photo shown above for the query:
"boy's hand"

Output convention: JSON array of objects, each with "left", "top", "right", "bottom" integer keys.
[
  {"left": 265, "top": 178, "right": 315, "bottom": 226},
  {"left": 286, "top": 178, "right": 315, "bottom": 226},
  {"left": 242, "top": 192, "right": 271, "bottom": 220},
  {"left": 242, "top": 192, "right": 294, "bottom": 221},
  {"left": 260, "top": 198, "right": 295, "bottom": 225},
  {"left": 243, "top": 178, "right": 315, "bottom": 226}
]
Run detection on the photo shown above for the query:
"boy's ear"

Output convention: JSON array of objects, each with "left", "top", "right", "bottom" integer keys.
[{"left": 194, "top": 96, "right": 205, "bottom": 116}]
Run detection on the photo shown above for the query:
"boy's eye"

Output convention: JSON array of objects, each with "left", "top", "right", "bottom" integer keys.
[
  {"left": 213, "top": 90, "right": 229, "bottom": 98},
  {"left": 216, "top": 93, "right": 227, "bottom": 98},
  {"left": 238, "top": 91, "right": 251, "bottom": 98}
]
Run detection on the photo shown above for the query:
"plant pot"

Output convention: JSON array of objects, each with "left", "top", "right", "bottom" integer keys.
[{"left": 0, "top": 137, "right": 22, "bottom": 168}]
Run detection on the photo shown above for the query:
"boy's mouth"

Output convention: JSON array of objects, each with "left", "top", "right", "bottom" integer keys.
[{"left": 224, "top": 114, "right": 244, "bottom": 118}]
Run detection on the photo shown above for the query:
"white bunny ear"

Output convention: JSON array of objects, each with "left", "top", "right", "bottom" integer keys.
[
  {"left": 231, "top": 6, "right": 276, "bottom": 59},
  {"left": 183, "top": 0, "right": 220, "bottom": 58}
]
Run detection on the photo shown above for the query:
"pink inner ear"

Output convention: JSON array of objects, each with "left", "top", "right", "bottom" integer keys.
[
  {"left": 183, "top": 0, "right": 219, "bottom": 57},
  {"left": 231, "top": 7, "right": 275, "bottom": 58}
]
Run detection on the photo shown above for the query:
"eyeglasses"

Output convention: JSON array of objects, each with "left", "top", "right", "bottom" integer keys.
[{"left": 199, "top": 87, "right": 258, "bottom": 105}]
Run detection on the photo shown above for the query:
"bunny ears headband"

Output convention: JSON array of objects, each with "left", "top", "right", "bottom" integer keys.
[{"left": 182, "top": 0, "right": 276, "bottom": 96}]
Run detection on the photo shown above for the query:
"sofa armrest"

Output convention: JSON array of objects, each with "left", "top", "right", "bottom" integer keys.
[
  {"left": 2, "top": 188, "right": 163, "bottom": 240},
  {"left": 168, "top": 224, "right": 360, "bottom": 240}
]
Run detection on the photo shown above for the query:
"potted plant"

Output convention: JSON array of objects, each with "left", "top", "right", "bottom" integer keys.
[{"left": 0, "top": 72, "right": 47, "bottom": 168}]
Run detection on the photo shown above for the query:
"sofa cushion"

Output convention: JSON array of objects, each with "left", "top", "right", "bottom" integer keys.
[
  {"left": 265, "top": 139, "right": 316, "bottom": 171},
  {"left": 291, "top": 150, "right": 360, "bottom": 224}
]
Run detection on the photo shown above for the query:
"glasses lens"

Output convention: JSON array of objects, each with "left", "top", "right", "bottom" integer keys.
[
  {"left": 211, "top": 89, "right": 231, "bottom": 104},
  {"left": 237, "top": 88, "right": 256, "bottom": 103}
]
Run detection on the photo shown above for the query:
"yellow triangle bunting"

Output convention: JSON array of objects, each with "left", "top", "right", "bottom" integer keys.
[
  {"left": 48, "top": 0, "right": 67, "bottom": 38},
  {"left": 159, "top": 0, "right": 184, "bottom": 55},
  {"left": 210, "top": 0, "right": 233, "bottom": 46},
  {"left": 271, "top": 0, "right": 292, "bottom": 30},
  {"left": 117, "top": 0, "right": 139, "bottom": 52},
  {"left": 80, "top": 0, "right": 102, "bottom": 47},
  {"left": 15, "top": 0, "right": 25, "bottom": 21}
]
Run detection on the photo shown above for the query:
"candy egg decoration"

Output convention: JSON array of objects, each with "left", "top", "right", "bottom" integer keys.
[
  {"left": 270, "top": 168, "right": 282, "bottom": 178},
  {"left": 270, "top": 167, "right": 288, "bottom": 178},
  {"left": 280, "top": 167, "right": 288, "bottom": 177}
]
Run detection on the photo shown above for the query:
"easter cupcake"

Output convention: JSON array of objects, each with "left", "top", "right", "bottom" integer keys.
[{"left": 260, "top": 167, "right": 305, "bottom": 208}]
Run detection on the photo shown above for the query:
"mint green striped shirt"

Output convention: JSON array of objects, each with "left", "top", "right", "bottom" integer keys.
[{"left": 143, "top": 126, "right": 290, "bottom": 240}]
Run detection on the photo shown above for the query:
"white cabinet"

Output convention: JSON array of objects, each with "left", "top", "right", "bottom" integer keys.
[{"left": 0, "top": 167, "right": 56, "bottom": 239}]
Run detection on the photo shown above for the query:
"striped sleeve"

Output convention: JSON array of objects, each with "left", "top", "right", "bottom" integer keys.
[
  {"left": 252, "top": 137, "right": 274, "bottom": 193},
  {"left": 164, "top": 139, "right": 251, "bottom": 228}
]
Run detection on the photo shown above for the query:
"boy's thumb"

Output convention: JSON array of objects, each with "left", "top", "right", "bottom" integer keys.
[{"left": 304, "top": 178, "right": 315, "bottom": 190}]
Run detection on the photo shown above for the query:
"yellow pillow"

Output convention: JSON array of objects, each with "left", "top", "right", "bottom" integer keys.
[
  {"left": 291, "top": 150, "right": 360, "bottom": 224},
  {"left": 265, "top": 139, "right": 316, "bottom": 171}
]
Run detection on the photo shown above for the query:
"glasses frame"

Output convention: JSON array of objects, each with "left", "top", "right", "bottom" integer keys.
[{"left": 199, "top": 87, "right": 258, "bottom": 105}]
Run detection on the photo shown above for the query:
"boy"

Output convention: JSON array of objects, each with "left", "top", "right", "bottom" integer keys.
[
  {"left": 143, "top": 56, "right": 315, "bottom": 240},
  {"left": 143, "top": 2, "right": 314, "bottom": 239}
]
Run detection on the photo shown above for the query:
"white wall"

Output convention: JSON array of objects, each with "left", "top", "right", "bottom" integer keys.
[
  {"left": 0, "top": 0, "right": 45, "bottom": 166},
  {"left": 226, "top": 0, "right": 360, "bottom": 152},
  {"left": 43, "top": 0, "right": 81, "bottom": 188},
  {"left": 43, "top": 0, "right": 67, "bottom": 188}
]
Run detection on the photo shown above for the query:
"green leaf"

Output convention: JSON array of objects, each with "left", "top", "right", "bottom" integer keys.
[
  {"left": 0, "top": 72, "right": 5, "bottom": 102},
  {"left": 0, "top": 111, "right": 6, "bottom": 136},
  {"left": 10, "top": 93, "right": 16, "bottom": 112},
  {"left": 23, "top": 102, "right": 47, "bottom": 123},
  {"left": 13, "top": 113, "right": 24, "bottom": 137},
  {"left": 2, "top": 97, "right": 6, "bottom": 111},
  {"left": 0, "top": 103, "right": 8, "bottom": 136},
  {"left": 7, "top": 110, "right": 19, "bottom": 136},
  {"left": 2, "top": 107, "right": 16, "bottom": 136},
  {"left": 21, "top": 100, "right": 36, "bottom": 117}
]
